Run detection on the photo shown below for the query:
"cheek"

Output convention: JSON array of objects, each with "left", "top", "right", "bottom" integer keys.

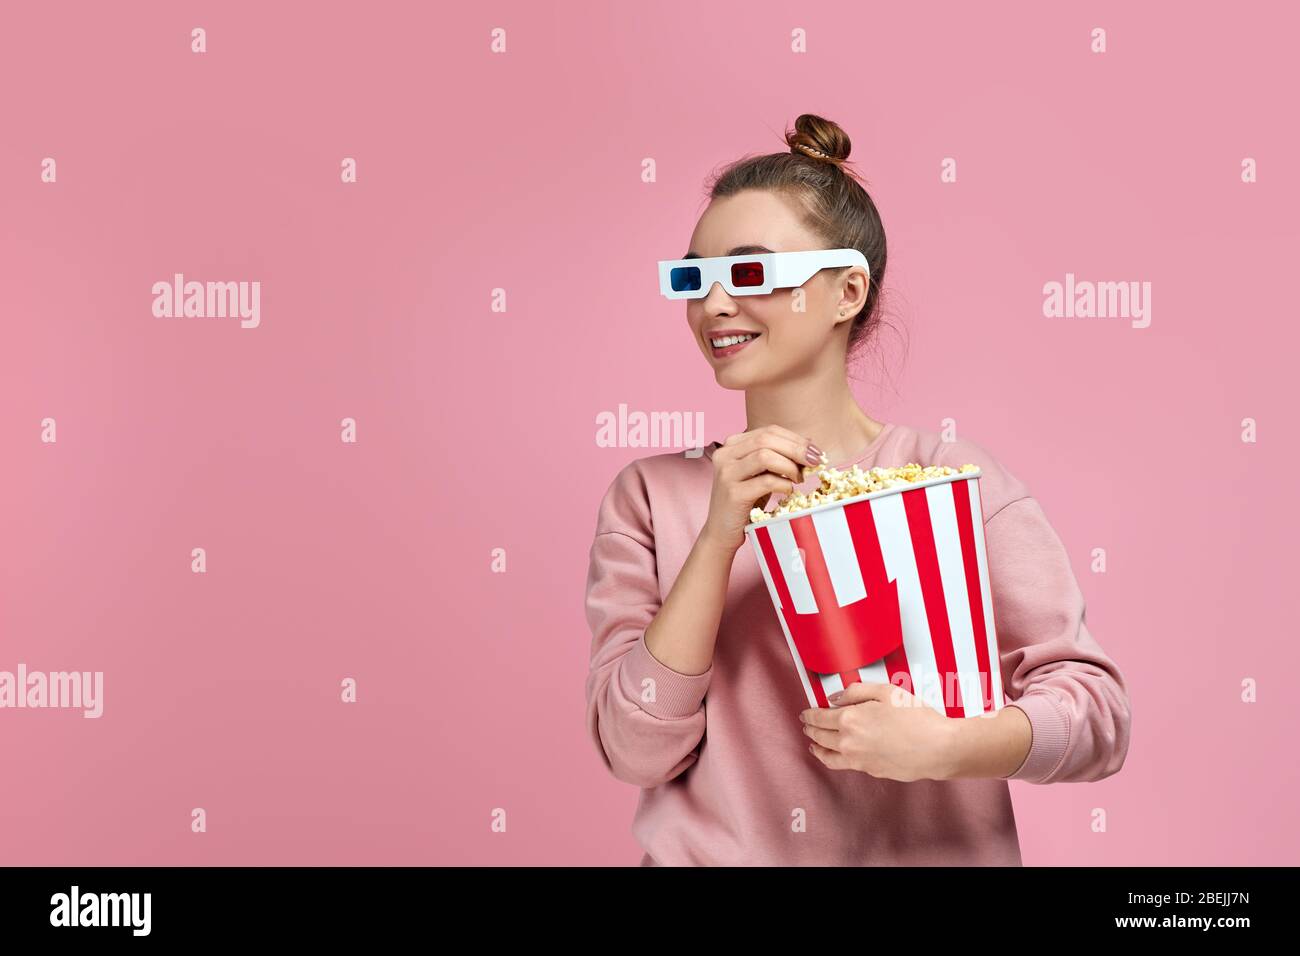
[
  {"left": 685, "top": 306, "right": 706, "bottom": 338},
  {"left": 760, "top": 297, "right": 821, "bottom": 344}
]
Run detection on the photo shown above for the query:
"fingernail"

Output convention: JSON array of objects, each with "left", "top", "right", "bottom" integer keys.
[
  {"left": 827, "top": 691, "right": 843, "bottom": 704},
  {"left": 805, "top": 443, "right": 823, "bottom": 465}
]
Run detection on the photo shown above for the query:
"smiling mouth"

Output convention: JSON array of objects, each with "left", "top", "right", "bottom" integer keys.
[{"left": 708, "top": 331, "right": 761, "bottom": 357}]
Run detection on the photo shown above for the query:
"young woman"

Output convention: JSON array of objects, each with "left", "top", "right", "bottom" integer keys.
[{"left": 583, "top": 114, "right": 1132, "bottom": 866}]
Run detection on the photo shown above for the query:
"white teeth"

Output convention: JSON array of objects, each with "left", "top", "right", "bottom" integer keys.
[{"left": 710, "top": 333, "right": 756, "bottom": 348}]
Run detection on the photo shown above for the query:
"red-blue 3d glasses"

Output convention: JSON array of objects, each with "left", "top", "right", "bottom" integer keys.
[{"left": 658, "top": 248, "right": 869, "bottom": 300}]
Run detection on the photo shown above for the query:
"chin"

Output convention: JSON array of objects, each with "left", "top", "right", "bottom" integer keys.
[{"left": 712, "top": 364, "right": 764, "bottom": 391}]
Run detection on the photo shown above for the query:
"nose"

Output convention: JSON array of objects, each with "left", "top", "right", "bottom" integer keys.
[{"left": 700, "top": 281, "right": 735, "bottom": 312}]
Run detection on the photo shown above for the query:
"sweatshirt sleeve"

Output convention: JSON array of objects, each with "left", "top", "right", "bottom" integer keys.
[
  {"left": 985, "top": 496, "right": 1132, "bottom": 784},
  {"left": 583, "top": 462, "right": 712, "bottom": 789}
]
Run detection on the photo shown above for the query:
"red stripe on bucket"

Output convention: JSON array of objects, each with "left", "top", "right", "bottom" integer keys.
[
  {"left": 843, "top": 496, "right": 909, "bottom": 692},
  {"left": 902, "top": 486, "right": 965, "bottom": 718},
  {"left": 952, "top": 478, "right": 992, "bottom": 712},
  {"left": 755, "top": 525, "right": 829, "bottom": 708},
  {"left": 786, "top": 515, "right": 863, "bottom": 690}
]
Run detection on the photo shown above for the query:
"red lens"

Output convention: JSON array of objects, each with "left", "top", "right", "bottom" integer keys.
[{"left": 731, "top": 261, "right": 765, "bottom": 287}]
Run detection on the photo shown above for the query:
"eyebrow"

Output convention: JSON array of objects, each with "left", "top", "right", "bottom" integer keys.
[{"left": 681, "top": 245, "right": 774, "bottom": 259}]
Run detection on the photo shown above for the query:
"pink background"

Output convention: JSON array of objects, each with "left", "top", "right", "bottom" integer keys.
[{"left": 1, "top": 0, "right": 1297, "bottom": 865}]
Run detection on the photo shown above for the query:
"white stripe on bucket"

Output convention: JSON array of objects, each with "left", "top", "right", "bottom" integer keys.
[
  {"left": 750, "top": 532, "right": 819, "bottom": 708},
  {"left": 856, "top": 657, "right": 890, "bottom": 688},
  {"left": 765, "top": 521, "right": 816, "bottom": 614},
  {"left": 926, "top": 481, "right": 984, "bottom": 717},
  {"left": 810, "top": 507, "right": 866, "bottom": 608},
  {"left": 870, "top": 492, "right": 946, "bottom": 717}
]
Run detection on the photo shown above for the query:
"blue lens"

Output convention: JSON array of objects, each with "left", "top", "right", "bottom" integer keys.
[{"left": 670, "top": 266, "right": 701, "bottom": 293}]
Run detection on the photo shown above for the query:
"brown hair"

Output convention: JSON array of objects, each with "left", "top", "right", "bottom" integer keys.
[{"left": 704, "top": 114, "right": 892, "bottom": 369}]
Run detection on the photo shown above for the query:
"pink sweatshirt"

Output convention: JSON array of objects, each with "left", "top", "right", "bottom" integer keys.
[{"left": 584, "top": 421, "right": 1132, "bottom": 866}]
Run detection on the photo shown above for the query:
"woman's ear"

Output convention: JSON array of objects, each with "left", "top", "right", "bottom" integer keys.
[{"left": 837, "top": 269, "right": 870, "bottom": 317}]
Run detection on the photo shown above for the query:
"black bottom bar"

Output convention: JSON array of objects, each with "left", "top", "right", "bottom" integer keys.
[{"left": 0, "top": 865, "right": 1288, "bottom": 941}]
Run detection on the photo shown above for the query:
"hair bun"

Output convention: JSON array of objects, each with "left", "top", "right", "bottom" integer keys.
[{"left": 786, "top": 113, "right": 852, "bottom": 166}]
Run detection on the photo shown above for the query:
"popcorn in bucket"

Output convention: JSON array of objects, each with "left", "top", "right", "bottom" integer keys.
[{"left": 744, "top": 460, "right": 1005, "bottom": 717}]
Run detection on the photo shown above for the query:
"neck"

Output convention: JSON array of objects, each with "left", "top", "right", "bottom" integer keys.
[{"left": 743, "top": 355, "right": 884, "bottom": 466}]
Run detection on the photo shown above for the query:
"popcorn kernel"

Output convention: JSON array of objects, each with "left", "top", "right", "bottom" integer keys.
[{"left": 749, "top": 461, "right": 980, "bottom": 523}]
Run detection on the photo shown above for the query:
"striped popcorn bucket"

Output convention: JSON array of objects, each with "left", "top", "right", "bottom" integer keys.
[{"left": 744, "top": 469, "right": 1005, "bottom": 717}]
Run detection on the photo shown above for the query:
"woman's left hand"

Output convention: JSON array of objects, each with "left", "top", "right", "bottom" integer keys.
[{"left": 800, "top": 681, "right": 958, "bottom": 782}]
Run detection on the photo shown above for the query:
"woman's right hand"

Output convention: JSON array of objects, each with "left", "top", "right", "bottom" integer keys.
[{"left": 700, "top": 425, "right": 822, "bottom": 553}]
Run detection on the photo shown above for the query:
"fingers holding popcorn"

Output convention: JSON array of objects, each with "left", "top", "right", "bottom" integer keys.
[
  {"left": 731, "top": 446, "right": 805, "bottom": 486},
  {"left": 717, "top": 424, "right": 821, "bottom": 470},
  {"left": 738, "top": 471, "right": 798, "bottom": 513},
  {"left": 703, "top": 425, "right": 816, "bottom": 551}
]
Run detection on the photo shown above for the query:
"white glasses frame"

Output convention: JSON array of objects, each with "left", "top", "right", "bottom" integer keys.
[{"left": 657, "top": 248, "right": 869, "bottom": 300}]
